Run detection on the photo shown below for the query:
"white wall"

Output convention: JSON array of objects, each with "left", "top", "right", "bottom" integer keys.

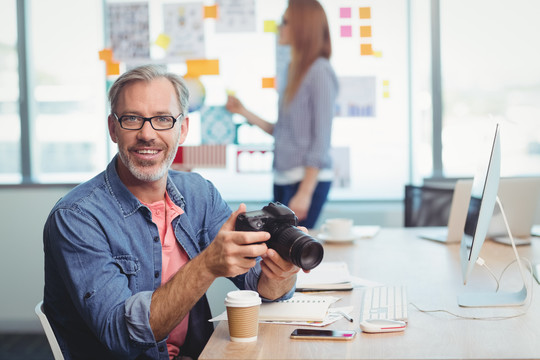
[{"left": 0, "top": 186, "right": 403, "bottom": 332}]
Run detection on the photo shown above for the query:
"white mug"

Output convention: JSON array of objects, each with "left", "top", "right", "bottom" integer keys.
[{"left": 320, "top": 218, "right": 353, "bottom": 239}]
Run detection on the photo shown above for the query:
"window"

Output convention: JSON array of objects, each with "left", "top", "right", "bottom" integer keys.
[
  {"left": 423, "top": 0, "right": 540, "bottom": 180},
  {"left": 4, "top": 0, "right": 538, "bottom": 202},
  {"left": 0, "top": 0, "right": 20, "bottom": 183},
  {"left": 29, "top": 0, "right": 108, "bottom": 183}
]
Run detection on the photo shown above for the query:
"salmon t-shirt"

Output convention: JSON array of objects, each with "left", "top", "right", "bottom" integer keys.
[{"left": 143, "top": 193, "right": 189, "bottom": 359}]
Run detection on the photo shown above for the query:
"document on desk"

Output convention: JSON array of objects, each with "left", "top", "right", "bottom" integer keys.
[
  {"left": 296, "top": 262, "right": 353, "bottom": 291},
  {"left": 209, "top": 294, "right": 342, "bottom": 325},
  {"left": 259, "top": 293, "right": 338, "bottom": 322}
]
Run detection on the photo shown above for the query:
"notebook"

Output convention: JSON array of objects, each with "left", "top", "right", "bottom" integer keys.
[{"left": 258, "top": 294, "right": 334, "bottom": 322}]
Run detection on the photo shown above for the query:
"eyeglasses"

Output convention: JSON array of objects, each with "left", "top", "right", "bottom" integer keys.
[
  {"left": 279, "top": 18, "right": 288, "bottom": 26},
  {"left": 113, "top": 113, "right": 183, "bottom": 131}
]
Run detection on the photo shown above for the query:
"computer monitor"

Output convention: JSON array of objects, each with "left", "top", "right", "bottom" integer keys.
[{"left": 458, "top": 123, "right": 528, "bottom": 307}]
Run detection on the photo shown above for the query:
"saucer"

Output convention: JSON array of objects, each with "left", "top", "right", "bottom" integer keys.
[{"left": 316, "top": 232, "right": 357, "bottom": 243}]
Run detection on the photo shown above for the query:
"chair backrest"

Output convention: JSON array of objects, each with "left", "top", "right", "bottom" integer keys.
[
  {"left": 34, "top": 301, "right": 65, "bottom": 360},
  {"left": 404, "top": 185, "right": 455, "bottom": 227}
]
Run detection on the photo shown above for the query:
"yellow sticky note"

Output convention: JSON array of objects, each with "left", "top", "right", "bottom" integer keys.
[
  {"left": 359, "top": 7, "right": 371, "bottom": 19},
  {"left": 155, "top": 33, "right": 171, "bottom": 50},
  {"left": 204, "top": 5, "right": 217, "bottom": 19},
  {"left": 262, "top": 77, "right": 276, "bottom": 89},
  {"left": 383, "top": 80, "right": 390, "bottom": 86},
  {"left": 360, "top": 26, "right": 372, "bottom": 38},
  {"left": 373, "top": 51, "right": 383, "bottom": 58},
  {"left": 106, "top": 61, "right": 120, "bottom": 76},
  {"left": 186, "top": 59, "right": 220, "bottom": 77},
  {"left": 264, "top": 20, "right": 278, "bottom": 33},
  {"left": 383, "top": 91, "right": 390, "bottom": 98},
  {"left": 98, "top": 48, "right": 113, "bottom": 62},
  {"left": 226, "top": 89, "right": 236, "bottom": 96},
  {"left": 360, "top": 43, "right": 373, "bottom": 55}
]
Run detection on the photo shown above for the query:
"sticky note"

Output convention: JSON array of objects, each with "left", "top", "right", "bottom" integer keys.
[
  {"left": 186, "top": 59, "right": 220, "bottom": 77},
  {"left": 383, "top": 91, "right": 390, "bottom": 98},
  {"left": 360, "top": 26, "right": 372, "bottom": 37},
  {"left": 359, "top": 7, "right": 371, "bottom": 19},
  {"left": 361, "top": 43, "right": 373, "bottom": 55},
  {"left": 98, "top": 48, "right": 113, "bottom": 62},
  {"left": 155, "top": 33, "right": 171, "bottom": 50},
  {"left": 106, "top": 61, "right": 120, "bottom": 76},
  {"left": 264, "top": 20, "right": 278, "bottom": 33},
  {"left": 383, "top": 80, "right": 390, "bottom": 86},
  {"left": 373, "top": 51, "right": 383, "bottom": 57},
  {"left": 340, "top": 7, "right": 351, "bottom": 18},
  {"left": 226, "top": 89, "right": 236, "bottom": 96},
  {"left": 204, "top": 5, "right": 217, "bottom": 19},
  {"left": 262, "top": 77, "right": 276, "bottom": 89},
  {"left": 341, "top": 25, "right": 352, "bottom": 38}
]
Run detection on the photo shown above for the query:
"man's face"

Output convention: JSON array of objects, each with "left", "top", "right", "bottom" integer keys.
[{"left": 108, "top": 77, "right": 188, "bottom": 184}]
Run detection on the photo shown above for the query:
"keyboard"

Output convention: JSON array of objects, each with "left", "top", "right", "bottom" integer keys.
[{"left": 360, "top": 285, "right": 408, "bottom": 323}]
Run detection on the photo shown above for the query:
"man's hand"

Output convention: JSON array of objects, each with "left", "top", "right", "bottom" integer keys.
[
  {"left": 257, "top": 225, "right": 310, "bottom": 300},
  {"left": 202, "top": 204, "right": 270, "bottom": 278}
]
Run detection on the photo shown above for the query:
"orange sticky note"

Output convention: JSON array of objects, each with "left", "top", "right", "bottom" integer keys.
[
  {"left": 262, "top": 77, "right": 275, "bottom": 89},
  {"left": 106, "top": 61, "right": 120, "bottom": 76},
  {"left": 359, "top": 7, "right": 371, "bottom": 19},
  {"left": 186, "top": 59, "right": 220, "bottom": 77},
  {"left": 360, "top": 26, "right": 372, "bottom": 38},
  {"left": 98, "top": 48, "right": 113, "bottom": 62},
  {"left": 204, "top": 5, "right": 217, "bottom": 18},
  {"left": 361, "top": 43, "right": 373, "bottom": 55}
]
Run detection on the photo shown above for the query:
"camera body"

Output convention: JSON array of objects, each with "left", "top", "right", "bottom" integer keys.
[{"left": 235, "top": 202, "right": 324, "bottom": 270}]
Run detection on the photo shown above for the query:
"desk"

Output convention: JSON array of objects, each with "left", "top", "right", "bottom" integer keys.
[{"left": 200, "top": 228, "right": 540, "bottom": 360}]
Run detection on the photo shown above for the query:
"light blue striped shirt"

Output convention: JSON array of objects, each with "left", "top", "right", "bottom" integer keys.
[{"left": 273, "top": 57, "right": 338, "bottom": 176}]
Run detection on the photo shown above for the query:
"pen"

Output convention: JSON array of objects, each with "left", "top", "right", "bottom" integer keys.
[{"left": 338, "top": 310, "right": 354, "bottom": 322}]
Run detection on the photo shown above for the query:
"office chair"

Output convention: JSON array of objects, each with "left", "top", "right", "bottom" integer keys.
[
  {"left": 34, "top": 301, "right": 65, "bottom": 360},
  {"left": 404, "top": 185, "right": 455, "bottom": 227}
]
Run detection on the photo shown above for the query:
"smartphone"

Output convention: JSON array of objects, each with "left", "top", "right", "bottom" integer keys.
[{"left": 290, "top": 329, "right": 356, "bottom": 340}]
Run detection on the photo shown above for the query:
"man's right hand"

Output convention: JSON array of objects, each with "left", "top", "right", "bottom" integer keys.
[{"left": 202, "top": 204, "right": 270, "bottom": 278}]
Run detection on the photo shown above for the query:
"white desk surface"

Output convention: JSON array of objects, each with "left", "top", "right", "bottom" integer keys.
[{"left": 200, "top": 227, "right": 540, "bottom": 360}]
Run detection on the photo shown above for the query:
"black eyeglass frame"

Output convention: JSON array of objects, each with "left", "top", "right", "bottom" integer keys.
[{"left": 113, "top": 113, "right": 184, "bottom": 131}]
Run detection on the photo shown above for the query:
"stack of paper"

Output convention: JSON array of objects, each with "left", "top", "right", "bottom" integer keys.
[{"left": 296, "top": 262, "right": 353, "bottom": 291}]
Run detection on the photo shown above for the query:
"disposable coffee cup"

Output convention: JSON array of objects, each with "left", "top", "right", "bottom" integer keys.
[
  {"left": 224, "top": 290, "right": 262, "bottom": 342},
  {"left": 320, "top": 218, "right": 353, "bottom": 239}
]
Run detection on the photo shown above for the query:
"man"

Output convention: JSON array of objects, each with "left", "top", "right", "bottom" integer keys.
[{"left": 43, "top": 64, "right": 299, "bottom": 359}]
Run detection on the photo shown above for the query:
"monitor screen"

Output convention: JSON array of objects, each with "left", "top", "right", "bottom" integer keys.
[{"left": 460, "top": 124, "right": 501, "bottom": 285}]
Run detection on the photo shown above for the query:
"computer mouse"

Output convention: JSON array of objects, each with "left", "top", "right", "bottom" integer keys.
[{"left": 359, "top": 319, "right": 407, "bottom": 333}]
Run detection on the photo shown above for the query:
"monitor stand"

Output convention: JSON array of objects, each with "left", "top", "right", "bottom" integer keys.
[{"left": 458, "top": 196, "right": 529, "bottom": 307}]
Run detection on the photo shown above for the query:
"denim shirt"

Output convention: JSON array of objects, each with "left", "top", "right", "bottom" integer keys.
[{"left": 43, "top": 156, "right": 294, "bottom": 359}]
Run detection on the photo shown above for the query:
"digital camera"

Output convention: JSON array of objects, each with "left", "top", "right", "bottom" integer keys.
[{"left": 235, "top": 202, "right": 324, "bottom": 270}]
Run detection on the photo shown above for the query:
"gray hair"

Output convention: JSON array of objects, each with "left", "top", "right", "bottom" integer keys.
[{"left": 108, "top": 64, "right": 190, "bottom": 115}]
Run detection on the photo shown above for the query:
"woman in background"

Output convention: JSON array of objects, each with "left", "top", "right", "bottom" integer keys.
[{"left": 226, "top": 0, "right": 338, "bottom": 229}]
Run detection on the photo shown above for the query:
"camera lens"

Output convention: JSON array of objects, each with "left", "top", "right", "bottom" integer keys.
[{"left": 270, "top": 226, "right": 324, "bottom": 270}]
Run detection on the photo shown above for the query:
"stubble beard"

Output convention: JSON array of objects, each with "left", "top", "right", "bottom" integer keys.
[{"left": 118, "top": 141, "right": 179, "bottom": 183}]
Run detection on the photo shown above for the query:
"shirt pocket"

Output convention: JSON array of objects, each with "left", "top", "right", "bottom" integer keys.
[{"left": 113, "top": 255, "right": 140, "bottom": 293}]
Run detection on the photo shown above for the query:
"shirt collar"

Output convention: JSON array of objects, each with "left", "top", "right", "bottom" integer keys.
[{"left": 104, "top": 154, "right": 186, "bottom": 217}]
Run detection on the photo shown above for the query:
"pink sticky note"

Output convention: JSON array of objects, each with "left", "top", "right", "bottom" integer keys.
[
  {"left": 340, "top": 7, "right": 351, "bottom": 18},
  {"left": 341, "top": 25, "right": 352, "bottom": 38}
]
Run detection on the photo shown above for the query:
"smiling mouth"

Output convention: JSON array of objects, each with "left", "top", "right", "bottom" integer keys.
[{"left": 136, "top": 149, "right": 160, "bottom": 155}]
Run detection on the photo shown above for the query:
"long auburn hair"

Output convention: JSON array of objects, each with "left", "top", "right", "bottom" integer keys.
[{"left": 283, "top": 0, "right": 332, "bottom": 104}]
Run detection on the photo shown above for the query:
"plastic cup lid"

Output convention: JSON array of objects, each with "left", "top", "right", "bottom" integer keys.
[{"left": 224, "top": 290, "right": 262, "bottom": 307}]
